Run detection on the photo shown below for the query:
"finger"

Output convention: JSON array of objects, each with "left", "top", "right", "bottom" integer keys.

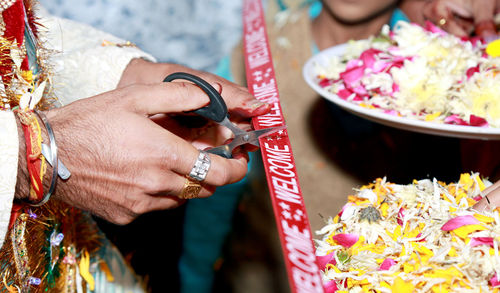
[
  {"left": 157, "top": 131, "right": 249, "bottom": 186},
  {"left": 472, "top": 0, "right": 496, "bottom": 23},
  {"left": 472, "top": 182, "right": 500, "bottom": 211},
  {"left": 444, "top": 1, "right": 473, "bottom": 19},
  {"left": 139, "top": 169, "right": 214, "bottom": 198},
  {"left": 483, "top": 179, "right": 500, "bottom": 195},
  {"left": 124, "top": 83, "right": 212, "bottom": 115},
  {"left": 218, "top": 84, "right": 271, "bottom": 117},
  {"left": 445, "top": 18, "right": 470, "bottom": 37}
]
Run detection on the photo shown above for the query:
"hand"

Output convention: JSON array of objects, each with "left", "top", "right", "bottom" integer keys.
[
  {"left": 118, "top": 58, "right": 270, "bottom": 117},
  {"left": 19, "top": 82, "right": 255, "bottom": 225},
  {"left": 473, "top": 180, "right": 500, "bottom": 212},
  {"left": 420, "top": 0, "right": 498, "bottom": 39}
]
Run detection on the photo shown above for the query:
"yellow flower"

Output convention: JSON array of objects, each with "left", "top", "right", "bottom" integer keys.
[
  {"left": 473, "top": 213, "right": 495, "bottom": 224},
  {"left": 391, "top": 277, "right": 414, "bottom": 292},
  {"left": 424, "top": 266, "right": 463, "bottom": 280},
  {"left": 486, "top": 39, "right": 500, "bottom": 57},
  {"left": 425, "top": 111, "right": 441, "bottom": 121},
  {"left": 452, "top": 224, "right": 486, "bottom": 239}
]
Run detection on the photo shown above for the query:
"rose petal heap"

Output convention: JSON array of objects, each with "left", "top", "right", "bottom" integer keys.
[
  {"left": 315, "top": 21, "right": 500, "bottom": 127},
  {"left": 315, "top": 173, "right": 500, "bottom": 292}
]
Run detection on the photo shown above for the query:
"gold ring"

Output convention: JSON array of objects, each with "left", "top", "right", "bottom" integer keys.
[
  {"left": 438, "top": 18, "right": 447, "bottom": 26},
  {"left": 179, "top": 176, "right": 202, "bottom": 199}
]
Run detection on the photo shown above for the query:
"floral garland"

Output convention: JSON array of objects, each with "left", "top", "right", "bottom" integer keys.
[
  {"left": 315, "top": 173, "right": 500, "bottom": 292},
  {"left": 314, "top": 21, "right": 500, "bottom": 128}
]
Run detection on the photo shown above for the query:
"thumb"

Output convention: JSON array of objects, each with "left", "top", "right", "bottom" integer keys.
[{"left": 125, "top": 82, "right": 213, "bottom": 116}]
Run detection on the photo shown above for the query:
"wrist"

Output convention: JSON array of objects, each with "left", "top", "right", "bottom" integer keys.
[{"left": 14, "top": 111, "right": 54, "bottom": 202}]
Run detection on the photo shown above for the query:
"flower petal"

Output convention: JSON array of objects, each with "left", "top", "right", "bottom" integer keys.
[
  {"left": 469, "top": 115, "right": 489, "bottom": 127},
  {"left": 324, "top": 280, "right": 338, "bottom": 293},
  {"left": 441, "top": 215, "right": 480, "bottom": 231},
  {"left": 491, "top": 273, "right": 500, "bottom": 287},
  {"left": 332, "top": 233, "right": 359, "bottom": 248},
  {"left": 470, "top": 237, "right": 494, "bottom": 248},
  {"left": 379, "top": 258, "right": 397, "bottom": 271},
  {"left": 317, "top": 252, "right": 336, "bottom": 271},
  {"left": 444, "top": 114, "right": 468, "bottom": 126}
]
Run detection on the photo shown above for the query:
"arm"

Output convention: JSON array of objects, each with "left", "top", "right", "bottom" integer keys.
[{"left": 13, "top": 81, "right": 262, "bottom": 225}]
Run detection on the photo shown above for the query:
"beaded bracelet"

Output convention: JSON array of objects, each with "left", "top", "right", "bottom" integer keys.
[{"left": 30, "top": 110, "right": 58, "bottom": 206}]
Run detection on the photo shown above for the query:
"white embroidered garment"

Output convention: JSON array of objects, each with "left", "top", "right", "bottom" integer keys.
[
  {"left": 0, "top": 111, "right": 17, "bottom": 246},
  {"left": 39, "top": 12, "right": 156, "bottom": 105}
]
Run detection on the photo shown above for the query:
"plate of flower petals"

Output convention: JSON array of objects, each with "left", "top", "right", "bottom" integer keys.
[
  {"left": 303, "top": 22, "right": 500, "bottom": 140},
  {"left": 315, "top": 173, "right": 500, "bottom": 292}
]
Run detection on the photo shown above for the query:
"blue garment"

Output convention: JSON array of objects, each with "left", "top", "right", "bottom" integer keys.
[{"left": 179, "top": 54, "right": 251, "bottom": 293}]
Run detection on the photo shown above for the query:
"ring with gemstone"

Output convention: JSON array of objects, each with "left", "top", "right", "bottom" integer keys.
[{"left": 188, "top": 150, "right": 211, "bottom": 182}]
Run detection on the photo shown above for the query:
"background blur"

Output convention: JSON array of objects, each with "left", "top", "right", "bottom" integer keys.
[{"left": 41, "top": 0, "right": 244, "bottom": 72}]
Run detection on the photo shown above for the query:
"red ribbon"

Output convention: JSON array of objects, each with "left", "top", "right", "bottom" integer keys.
[{"left": 242, "top": 1, "right": 325, "bottom": 292}]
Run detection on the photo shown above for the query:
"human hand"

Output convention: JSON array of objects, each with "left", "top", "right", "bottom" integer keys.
[
  {"left": 22, "top": 83, "right": 254, "bottom": 225},
  {"left": 420, "top": 0, "right": 498, "bottom": 39},
  {"left": 472, "top": 180, "right": 500, "bottom": 212},
  {"left": 118, "top": 58, "right": 269, "bottom": 117}
]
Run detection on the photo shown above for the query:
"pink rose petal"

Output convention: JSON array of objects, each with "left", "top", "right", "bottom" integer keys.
[
  {"left": 473, "top": 195, "right": 482, "bottom": 201},
  {"left": 372, "top": 60, "right": 389, "bottom": 73},
  {"left": 379, "top": 258, "right": 397, "bottom": 271},
  {"left": 317, "top": 252, "right": 337, "bottom": 271},
  {"left": 444, "top": 114, "right": 468, "bottom": 126},
  {"left": 332, "top": 233, "right": 359, "bottom": 248},
  {"left": 345, "top": 59, "right": 361, "bottom": 70},
  {"left": 319, "top": 78, "right": 334, "bottom": 88},
  {"left": 340, "top": 66, "right": 364, "bottom": 85},
  {"left": 470, "top": 237, "right": 495, "bottom": 248},
  {"left": 397, "top": 208, "right": 405, "bottom": 226},
  {"left": 352, "top": 95, "right": 364, "bottom": 102},
  {"left": 466, "top": 65, "right": 480, "bottom": 79},
  {"left": 352, "top": 85, "right": 368, "bottom": 96},
  {"left": 416, "top": 233, "right": 426, "bottom": 242},
  {"left": 337, "top": 88, "right": 353, "bottom": 100},
  {"left": 441, "top": 215, "right": 480, "bottom": 231},
  {"left": 324, "top": 280, "right": 338, "bottom": 293},
  {"left": 392, "top": 83, "right": 399, "bottom": 93},
  {"left": 491, "top": 274, "right": 500, "bottom": 287},
  {"left": 469, "top": 115, "right": 489, "bottom": 127},
  {"left": 360, "top": 49, "right": 381, "bottom": 69},
  {"left": 425, "top": 21, "right": 447, "bottom": 36}
]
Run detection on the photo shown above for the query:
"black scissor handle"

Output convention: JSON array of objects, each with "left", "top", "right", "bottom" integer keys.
[{"left": 163, "top": 72, "right": 228, "bottom": 123}]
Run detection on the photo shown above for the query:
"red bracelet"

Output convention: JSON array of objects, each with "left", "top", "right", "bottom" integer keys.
[{"left": 15, "top": 109, "right": 46, "bottom": 203}]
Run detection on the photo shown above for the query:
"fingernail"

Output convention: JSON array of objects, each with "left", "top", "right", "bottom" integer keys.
[
  {"left": 250, "top": 101, "right": 267, "bottom": 109},
  {"left": 211, "top": 82, "right": 222, "bottom": 93},
  {"left": 250, "top": 102, "right": 271, "bottom": 115}
]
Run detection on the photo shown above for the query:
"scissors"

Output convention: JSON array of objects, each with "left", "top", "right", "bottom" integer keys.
[{"left": 163, "top": 72, "right": 285, "bottom": 158}]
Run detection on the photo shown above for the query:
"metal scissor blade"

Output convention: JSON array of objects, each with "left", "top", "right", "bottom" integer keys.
[
  {"left": 206, "top": 125, "right": 287, "bottom": 158},
  {"left": 218, "top": 116, "right": 259, "bottom": 147},
  {"left": 240, "top": 125, "right": 287, "bottom": 144}
]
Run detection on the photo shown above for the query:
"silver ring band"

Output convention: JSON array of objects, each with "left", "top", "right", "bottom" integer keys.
[{"left": 189, "top": 150, "right": 211, "bottom": 181}]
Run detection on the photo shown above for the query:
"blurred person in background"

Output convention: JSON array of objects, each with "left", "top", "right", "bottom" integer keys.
[{"left": 401, "top": 0, "right": 499, "bottom": 40}]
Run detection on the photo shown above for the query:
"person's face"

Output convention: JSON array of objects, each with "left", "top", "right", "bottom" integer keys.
[{"left": 322, "top": 0, "right": 399, "bottom": 24}]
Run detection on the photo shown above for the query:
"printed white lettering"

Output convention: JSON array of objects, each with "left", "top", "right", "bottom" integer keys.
[
  {"left": 245, "top": 27, "right": 269, "bottom": 68},
  {"left": 253, "top": 79, "right": 278, "bottom": 102}
]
